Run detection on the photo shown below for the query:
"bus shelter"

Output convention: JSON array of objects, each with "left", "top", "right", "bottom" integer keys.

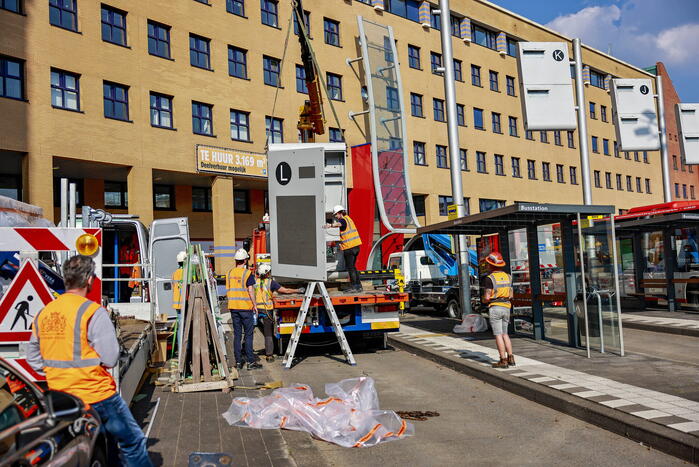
[
  {"left": 418, "top": 203, "right": 624, "bottom": 356},
  {"left": 615, "top": 202, "right": 699, "bottom": 312}
]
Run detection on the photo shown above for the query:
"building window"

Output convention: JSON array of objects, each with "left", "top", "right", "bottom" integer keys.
[
  {"left": 553, "top": 130, "right": 561, "bottom": 146},
  {"left": 506, "top": 75, "right": 515, "bottom": 96},
  {"left": 261, "top": 0, "right": 278, "bottom": 27},
  {"left": 103, "top": 81, "right": 129, "bottom": 121},
  {"left": 450, "top": 14, "right": 460, "bottom": 37},
  {"left": 646, "top": 179, "right": 652, "bottom": 194},
  {"left": 682, "top": 159, "right": 687, "bottom": 172},
  {"left": 525, "top": 130, "right": 533, "bottom": 141},
  {"left": 323, "top": 18, "right": 340, "bottom": 46},
  {"left": 627, "top": 176, "right": 633, "bottom": 192},
  {"left": 101, "top": 5, "right": 127, "bottom": 46},
  {"left": 263, "top": 55, "right": 281, "bottom": 87},
  {"left": 0, "top": 56, "right": 23, "bottom": 100},
  {"left": 491, "top": 112, "right": 501, "bottom": 133},
  {"left": 230, "top": 109, "right": 250, "bottom": 141},
  {"left": 640, "top": 178, "right": 645, "bottom": 194},
  {"left": 614, "top": 141, "right": 620, "bottom": 158},
  {"left": 675, "top": 183, "right": 680, "bottom": 197},
  {"left": 625, "top": 151, "right": 631, "bottom": 160},
  {"left": 593, "top": 170, "right": 601, "bottom": 188},
  {"left": 590, "top": 69, "right": 605, "bottom": 89},
  {"left": 408, "top": 45, "right": 420, "bottom": 69},
  {"left": 1, "top": 0, "right": 21, "bottom": 13},
  {"left": 329, "top": 127, "right": 343, "bottom": 142},
  {"left": 591, "top": 136, "right": 599, "bottom": 153},
  {"left": 459, "top": 149, "right": 468, "bottom": 171},
  {"left": 489, "top": 70, "right": 499, "bottom": 92},
  {"left": 413, "top": 141, "right": 426, "bottom": 166},
  {"left": 447, "top": 58, "right": 461, "bottom": 82},
  {"left": 327, "top": 73, "right": 343, "bottom": 100},
  {"left": 226, "top": 0, "right": 244, "bottom": 16},
  {"left": 494, "top": 154, "right": 504, "bottom": 176},
  {"left": 436, "top": 145, "right": 448, "bottom": 168},
  {"left": 567, "top": 131, "right": 575, "bottom": 148},
  {"left": 643, "top": 151, "right": 649, "bottom": 163},
  {"left": 49, "top": 0, "right": 77, "bottom": 31},
  {"left": 511, "top": 157, "right": 521, "bottom": 178},
  {"left": 153, "top": 184, "right": 175, "bottom": 210},
  {"left": 691, "top": 185, "right": 695, "bottom": 199},
  {"left": 589, "top": 102, "right": 596, "bottom": 119},
  {"left": 603, "top": 138, "right": 610, "bottom": 155},
  {"left": 192, "top": 101, "right": 213, "bottom": 135},
  {"left": 556, "top": 164, "right": 565, "bottom": 183},
  {"left": 476, "top": 151, "right": 487, "bottom": 173},
  {"left": 480, "top": 198, "right": 505, "bottom": 212},
  {"left": 104, "top": 181, "right": 127, "bottom": 209},
  {"left": 506, "top": 37, "right": 517, "bottom": 57},
  {"left": 234, "top": 189, "right": 250, "bottom": 213},
  {"left": 605, "top": 172, "right": 612, "bottom": 189},
  {"left": 540, "top": 131, "right": 548, "bottom": 143},
  {"left": 413, "top": 195, "right": 426, "bottom": 217},
  {"left": 542, "top": 162, "right": 551, "bottom": 181},
  {"left": 634, "top": 151, "right": 640, "bottom": 162},
  {"left": 508, "top": 116, "right": 518, "bottom": 137},
  {"left": 471, "top": 64, "right": 481, "bottom": 86},
  {"left": 192, "top": 186, "right": 212, "bottom": 211},
  {"left": 527, "top": 160, "right": 536, "bottom": 179},
  {"left": 673, "top": 155, "right": 678, "bottom": 170},
  {"left": 295, "top": 65, "right": 308, "bottom": 93},
  {"left": 473, "top": 108, "right": 484, "bottom": 130},
  {"left": 601, "top": 105, "right": 607, "bottom": 122},
  {"left": 616, "top": 174, "right": 623, "bottom": 190},
  {"left": 51, "top": 69, "right": 79, "bottom": 111},
  {"left": 430, "top": 52, "right": 442, "bottom": 74},
  {"left": 148, "top": 21, "right": 171, "bottom": 59},
  {"left": 471, "top": 24, "right": 496, "bottom": 50},
  {"left": 456, "top": 104, "right": 466, "bottom": 126},
  {"left": 228, "top": 46, "right": 248, "bottom": 79},
  {"left": 293, "top": 9, "right": 310, "bottom": 36},
  {"left": 438, "top": 196, "right": 451, "bottom": 216},
  {"left": 407, "top": 93, "right": 422, "bottom": 117},
  {"left": 433, "top": 98, "right": 445, "bottom": 122},
  {"left": 189, "top": 34, "right": 211, "bottom": 70},
  {"left": 265, "top": 116, "right": 283, "bottom": 143},
  {"left": 150, "top": 92, "right": 173, "bottom": 129},
  {"left": 570, "top": 167, "right": 578, "bottom": 185}
]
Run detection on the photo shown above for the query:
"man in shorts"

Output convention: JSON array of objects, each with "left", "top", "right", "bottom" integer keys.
[{"left": 482, "top": 251, "right": 515, "bottom": 368}]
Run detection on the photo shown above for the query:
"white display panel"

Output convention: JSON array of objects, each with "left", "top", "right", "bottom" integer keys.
[
  {"left": 677, "top": 104, "right": 699, "bottom": 164},
  {"left": 610, "top": 79, "right": 660, "bottom": 151},
  {"left": 517, "top": 42, "right": 577, "bottom": 130}
]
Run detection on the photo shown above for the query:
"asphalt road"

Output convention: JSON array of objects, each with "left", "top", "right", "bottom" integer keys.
[{"left": 264, "top": 343, "right": 683, "bottom": 466}]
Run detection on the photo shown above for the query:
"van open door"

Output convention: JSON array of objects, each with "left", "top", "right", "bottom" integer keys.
[{"left": 149, "top": 218, "right": 189, "bottom": 318}]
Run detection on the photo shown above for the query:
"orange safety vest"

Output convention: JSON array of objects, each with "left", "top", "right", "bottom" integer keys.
[
  {"left": 339, "top": 215, "right": 362, "bottom": 251},
  {"left": 172, "top": 268, "right": 183, "bottom": 310},
  {"left": 255, "top": 277, "right": 274, "bottom": 311},
  {"left": 227, "top": 266, "right": 253, "bottom": 310},
  {"left": 487, "top": 271, "right": 512, "bottom": 309},
  {"left": 34, "top": 294, "right": 116, "bottom": 405}
]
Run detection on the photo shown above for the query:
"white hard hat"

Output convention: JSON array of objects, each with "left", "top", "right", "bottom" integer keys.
[
  {"left": 257, "top": 263, "right": 271, "bottom": 276},
  {"left": 234, "top": 248, "right": 249, "bottom": 261},
  {"left": 332, "top": 205, "right": 346, "bottom": 215},
  {"left": 176, "top": 251, "right": 187, "bottom": 263}
]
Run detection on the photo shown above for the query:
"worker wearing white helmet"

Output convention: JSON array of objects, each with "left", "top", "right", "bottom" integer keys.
[
  {"left": 254, "top": 263, "right": 304, "bottom": 362},
  {"left": 324, "top": 204, "right": 363, "bottom": 292},
  {"left": 226, "top": 248, "right": 260, "bottom": 370},
  {"left": 172, "top": 251, "right": 187, "bottom": 311}
]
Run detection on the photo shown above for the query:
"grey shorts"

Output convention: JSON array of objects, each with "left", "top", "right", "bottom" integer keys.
[{"left": 489, "top": 305, "right": 511, "bottom": 336}]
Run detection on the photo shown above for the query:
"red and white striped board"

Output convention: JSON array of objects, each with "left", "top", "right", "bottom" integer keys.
[
  {"left": 0, "top": 227, "right": 102, "bottom": 302},
  {"left": 6, "top": 358, "right": 45, "bottom": 382}
]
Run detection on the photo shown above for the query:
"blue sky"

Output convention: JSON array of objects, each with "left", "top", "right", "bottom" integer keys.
[{"left": 490, "top": 0, "right": 699, "bottom": 102}]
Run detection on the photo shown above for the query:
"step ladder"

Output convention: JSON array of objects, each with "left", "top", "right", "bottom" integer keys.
[{"left": 282, "top": 281, "right": 356, "bottom": 369}]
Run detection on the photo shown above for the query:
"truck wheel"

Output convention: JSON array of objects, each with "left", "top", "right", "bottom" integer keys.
[{"left": 445, "top": 299, "right": 462, "bottom": 320}]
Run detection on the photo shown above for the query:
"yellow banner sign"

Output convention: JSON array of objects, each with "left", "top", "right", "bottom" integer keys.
[
  {"left": 196, "top": 145, "right": 267, "bottom": 178},
  {"left": 447, "top": 204, "right": 458, "bottom": 220}
]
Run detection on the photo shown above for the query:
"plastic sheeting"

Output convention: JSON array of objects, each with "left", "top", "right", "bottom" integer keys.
[
  {"left": 0, "top": 196, "right": 53, "bottom": 227},
  {"left": 453, "top": 314, "right": 489, "bottom": 333},
  {"left": 222, "top": 377, "right": 414, "bottom": 448}
]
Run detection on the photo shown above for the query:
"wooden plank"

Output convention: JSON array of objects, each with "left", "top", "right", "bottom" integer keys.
[
  {"left": 173, "top": 379, "right": 233, "bottom": 393},
  {"left": 178, "top": 290, "right": 194, "bottom": 378},
  {"left": 200, "top": 299, "right": 212, "bottom": 382},
  {"left": 204, "top": 297, "right": 229, "bottom": 380},
  {"left": 192, "top": 291, "right": 202, "bottom": 384}
]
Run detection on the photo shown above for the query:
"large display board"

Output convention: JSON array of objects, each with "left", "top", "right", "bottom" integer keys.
[
  {"left": 610, "top": 79, "right": 660, "bottom": 151},
  {"left": 677, "top": 103, "right": 699, "bottom": 164}
]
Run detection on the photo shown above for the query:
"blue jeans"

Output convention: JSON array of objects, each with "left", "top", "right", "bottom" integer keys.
[
  {"left": 232, "top": 310, "right": 255, "bottom": 364},
  {"left": 92, "top": 393, "right": 152, "bottom": 467}
]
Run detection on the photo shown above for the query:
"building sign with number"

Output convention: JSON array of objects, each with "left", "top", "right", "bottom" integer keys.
[{"left": 195, "top": 144, "right": 267, "bottom": 178}]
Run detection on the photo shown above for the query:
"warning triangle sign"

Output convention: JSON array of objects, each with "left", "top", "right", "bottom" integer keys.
[{"left": 0, "top": 259, "right": 55, "bottom": 343}]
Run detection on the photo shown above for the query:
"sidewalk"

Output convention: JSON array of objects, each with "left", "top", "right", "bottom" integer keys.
[
  {"left": 622, "top": 309, "right": 699, "bottom": 337},
  {"left": 389, "top": 316, "right": 699, "bottom": 463}
]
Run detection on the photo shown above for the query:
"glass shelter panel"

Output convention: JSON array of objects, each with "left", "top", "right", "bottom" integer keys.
[
  {"left": 538, "top": 224, "right": 568, "bottom": 344},
  {"left": 507, "top": 229, "right": 534, "bottom": 337}
]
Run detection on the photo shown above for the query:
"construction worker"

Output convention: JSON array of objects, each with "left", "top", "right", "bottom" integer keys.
[
  {"left": 118, "top": 235, "right": 138, "bottom": 302},
  {"left": 227, "top": 248, "right": 260, "bottom": 370},
  {"left": 172, "top": 251, "right": 186, "bottom": 311},
  {"left": 255, "top": 263, "right": 304, "bottom": 362},
  {"left": 26, "top": 255, "right": 152, "bottom": 466},
  {"left": 482, "top": 251, "right": 515, "bottom": 369},
  {"left": 325, "top": 205, "right": 363, "bottom": 292}
]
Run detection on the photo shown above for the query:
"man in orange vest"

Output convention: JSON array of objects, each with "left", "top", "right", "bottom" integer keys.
[
  {"left": 27, "top": 255, "right": 152, "bottom": 466},
  {"left": 325, "top": 205, "right": 363, "bottom": 292},
  {"left": 482, "top": 251, "right": 515, "bottom": 369},
  {"left": 227, "top": 248, "right": 260, "bottom": 370}
]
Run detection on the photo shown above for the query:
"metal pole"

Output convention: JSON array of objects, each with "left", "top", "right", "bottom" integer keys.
[
  {"left": 573, "top": 38, "right": 592, "bottom": 205},
  {"left": 656, "top": 74, "right": 672, "bottom": 202},
  {"left": 69, "top": 183, "right": 76, "bottom": 227},
  {"left": 438, "top": 0, "right": 471, "bottom": 317},
  {"left": 60, "top": 178, "right": 68, "bottom": 227}
]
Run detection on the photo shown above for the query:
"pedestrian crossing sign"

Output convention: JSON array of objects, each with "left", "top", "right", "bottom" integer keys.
[{"left": 0, "top": 259, "right": 55, "bottom": 343}]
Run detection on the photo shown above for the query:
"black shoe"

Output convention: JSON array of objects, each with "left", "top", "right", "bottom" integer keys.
[
  {"left": 247, "top": 362, "right": 263, "bottom": 370},
  {"left": 235, "top": 362, "right": 244, "bottom": 370}
]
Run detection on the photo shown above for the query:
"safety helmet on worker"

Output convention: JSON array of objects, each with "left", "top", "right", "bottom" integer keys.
[
  {"left": 332, "top": 205, "right": 346, "bottom": 215},
  {"left": 234, "top": 248, "right": 249, "bottom": 261},
  {"left": 176, "top": 251, "right": 187, "bottom": 263},
  {"left": 257, "top": 263, "right": 272, "bottom": 276},
  {"left": 485, "top": 251, "right": 506, "bottom": 267}
]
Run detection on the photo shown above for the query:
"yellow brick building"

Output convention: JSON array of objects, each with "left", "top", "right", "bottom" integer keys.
[{"left": 0, "top": 0, "right": 663, "bottom": 272}]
